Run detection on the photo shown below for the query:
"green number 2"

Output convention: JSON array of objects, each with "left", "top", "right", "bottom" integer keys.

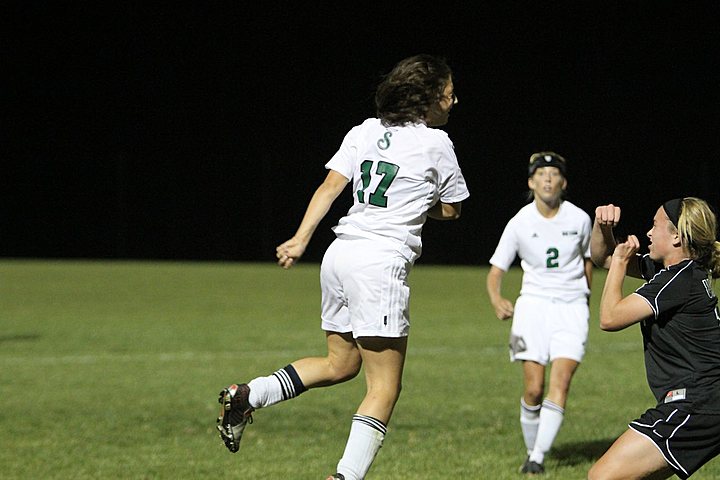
[
  {"left": 546, "top": 247, "right": 559, "bottom": 268},
  {"left": 356, "top": 160, "right": 400, "bottom": 208}
]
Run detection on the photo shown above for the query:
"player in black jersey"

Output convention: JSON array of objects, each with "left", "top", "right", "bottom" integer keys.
[{"left": 588, "top": 197, "right": 720, "bottom": 479}]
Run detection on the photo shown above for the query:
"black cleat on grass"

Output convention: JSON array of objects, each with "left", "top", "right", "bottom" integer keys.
[
  {"left": 216, "top": 383, "right": 254, "bottom": 453},
  {"left": 519, "top": 456, "right": 545, "bottom": 475}
]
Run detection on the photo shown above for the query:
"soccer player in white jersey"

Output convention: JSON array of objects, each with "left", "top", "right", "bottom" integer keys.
[
  {"left": 486, "top": 152, "right": 593, "bottom": 475},
  {"left": 216, "top": 54, "right": 469, "bottom": 480}
]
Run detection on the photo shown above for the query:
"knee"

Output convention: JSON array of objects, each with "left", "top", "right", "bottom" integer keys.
[
  {"left": 524, "top": 386, "right": 544, "bottom": 404},
  {"left": 328, "top": 356, "right": 362, "bottom": 383}
]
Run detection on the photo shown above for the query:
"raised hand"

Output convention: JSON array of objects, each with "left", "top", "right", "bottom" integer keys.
[{"left": 595, "top": 204, "right": 622, "bottom": 227}]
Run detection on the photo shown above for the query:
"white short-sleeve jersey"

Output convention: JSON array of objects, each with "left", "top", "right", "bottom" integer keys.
[
  {"left": 489, "top": 201, "right": 591, "bottom": 301},
  {"left": 326, "top": 118, "right": 469, "bottom": 263}
]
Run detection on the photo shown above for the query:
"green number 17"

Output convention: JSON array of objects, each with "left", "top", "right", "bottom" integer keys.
[{"left": 357, "top": 160, "right": 400, "bottom": 208}]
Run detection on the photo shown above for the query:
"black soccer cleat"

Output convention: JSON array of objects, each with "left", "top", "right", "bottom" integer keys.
[
  {"left": 325, "top": 474, "right": 345, "bottom": 480},
  {"left": 216, "top": 383, "right": 255, "bottom": 453},
  {"left": 519, "top": 456, "right": 545, "bottom": 475}
]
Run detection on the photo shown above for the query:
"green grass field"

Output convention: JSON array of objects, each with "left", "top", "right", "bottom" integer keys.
[{"left": 1, "top": 260, "right": 719, "bottom": 479}]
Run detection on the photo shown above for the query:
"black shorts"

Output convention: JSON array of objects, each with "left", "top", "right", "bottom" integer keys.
[{"left": 629, "top": 403, "right": 720, "bottom": 479}]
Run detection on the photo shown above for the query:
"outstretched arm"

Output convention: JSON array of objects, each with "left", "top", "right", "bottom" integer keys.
[{"left": 276, "top": 170, "right": 349, "bottom": 269}]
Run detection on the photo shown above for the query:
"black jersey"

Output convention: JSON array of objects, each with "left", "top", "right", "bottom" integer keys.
[{"left": 634, "top": 255, "right": 720, "bottom": 413}]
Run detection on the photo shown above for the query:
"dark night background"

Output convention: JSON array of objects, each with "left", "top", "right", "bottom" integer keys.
[{"left": 5, "top": 3, "right": 719, "bottom": 265}]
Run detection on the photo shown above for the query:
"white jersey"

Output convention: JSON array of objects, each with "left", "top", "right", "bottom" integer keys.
[
  {"left": 326, "top": 118, "right": 469, "bottom": 263},
  {"left": 489, "top": 201, "right": 591, "bottom": 301}
]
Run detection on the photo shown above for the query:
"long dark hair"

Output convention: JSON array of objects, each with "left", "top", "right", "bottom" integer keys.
[{"left": 375, "top": 55, "right": 452, "bottom": 127}]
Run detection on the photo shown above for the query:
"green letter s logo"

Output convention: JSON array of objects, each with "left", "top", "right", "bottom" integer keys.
[{"left": 377, "top": 131, "right": 392, "bottom": 150}]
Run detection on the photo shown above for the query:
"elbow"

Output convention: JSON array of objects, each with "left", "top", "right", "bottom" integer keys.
[
  {"left": 445, "top": 202, "right": 462, "bottom": 220},
  {"left": 598, "top": 309, "right": 614, "bottom": 331},
  {"left": 590, "top": 254, "right": 607, "bottom": 269},
  {"left": 599, "top": 312, "right": 623, "bottom": 332},
  {"left": 599, "top": 319, "right": 614, "bottom": 331},
  {"left": 429, "top": 202, "right": 461, "bottom": 221}
]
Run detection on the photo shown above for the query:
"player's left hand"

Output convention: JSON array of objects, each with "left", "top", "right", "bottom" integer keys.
[{"left": 611, "top": 235, "right": 640, "bottom": 263}]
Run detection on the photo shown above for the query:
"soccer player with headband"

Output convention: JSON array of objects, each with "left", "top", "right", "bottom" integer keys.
[{"left": 486, "top": 151, "right": 593, "bottom": 475}]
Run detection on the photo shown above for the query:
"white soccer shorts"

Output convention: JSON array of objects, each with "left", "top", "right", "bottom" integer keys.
[
  {"left": 508, "top": 294, "right": 589, "bottom": 364},
  {"left": 320, "top": 236, "right": 411, "bottom": 338}
]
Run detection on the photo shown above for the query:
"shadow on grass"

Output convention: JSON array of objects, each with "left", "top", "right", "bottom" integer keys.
[
  {"left": 553, "top": 438, "right": 616, "bottom": 466},
  {"left": 0, "top": 333, "right": 41, "bottom": 343}
]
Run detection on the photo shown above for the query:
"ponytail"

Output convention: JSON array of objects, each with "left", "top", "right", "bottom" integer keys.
[{"left": 711, "top": 240, "right": 720, "bottom": 279}]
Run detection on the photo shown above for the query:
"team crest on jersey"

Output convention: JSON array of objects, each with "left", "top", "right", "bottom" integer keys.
[{"left": 377, "top": 131, "right": 392, "bottom": 150}]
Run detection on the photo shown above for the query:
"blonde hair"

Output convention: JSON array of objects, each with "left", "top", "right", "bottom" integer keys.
[{"left": 676, "top": 197, "right": 720, "bottom": 278}]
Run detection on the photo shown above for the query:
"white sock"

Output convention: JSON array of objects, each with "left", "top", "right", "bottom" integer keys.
[
  {"left": 247, "top": 364, "right": 307, "bottom": 409},
  {"left": 336, "top": 415, "right": 386, "bottom": 480},
  {"left": 519, "top": 397, "right": 541, "bottom": 454},
  {"left": 529, "top": 398, "right": 564, "bottom": 464}
]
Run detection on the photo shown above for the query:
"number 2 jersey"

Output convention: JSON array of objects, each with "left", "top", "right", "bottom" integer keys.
[
  {"left": 489, "top": 201, "right": 592, "bottom": 302},
  {"left": 325, "top": 118, "right": 470, "bottom": 263}
]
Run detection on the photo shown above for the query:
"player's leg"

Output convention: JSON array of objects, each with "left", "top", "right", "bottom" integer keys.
[
  {"left": 248, "top": 331, "right": 362, "bottom": 408},
  {"left": 229, "top": 235, "right": 362, "bottom": 411},
  {"left": 528, "top": 357, "right": 579, "bottom": 468},
  {"left": 587, "top": 429, "right": 673, "bottom": 480},
  {"left": 334, "top": 336, "right": 407, "bottom": 480},
  {"left": 217, "top": 331, "right": 362, "bottom": 453},
  {"left": 217, "top": 239, "right": 360, "bottom": 453},
  {"left": 517, "top": 360, "right": 546, "bottom": 473},
  {"left": 511, "top": 295, "right": 549, "bottom": 473},
  {"left": 522, "top": 359, "right": 546, "bottom": 406},
  {"left": 545, "top": 357, "right": 579, "bottom": 408},
  {"left": 527, "top": 301, "right": 588, "bottom": 470},
  {"left": 331, "top": 241, "right": 410, "bottom": 480},
  {"left": 521, "top": 360, "right": 545, "bottom": 453},
  {"left": 355, "top": 336, "right": 407, "bottom": 423}
]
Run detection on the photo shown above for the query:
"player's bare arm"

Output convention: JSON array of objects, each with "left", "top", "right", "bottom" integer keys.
[
  {"left": 590, "top": 204, "right": 621, "bottom": 269},
  {"left": 599, "top": 235, "right": 653, "bottom": 331},
  {"left": 584, "top": 258, "right": 593, "bottom": 291},
  {"left": 276, "top": 170, "right": 349, "bottom": 269},
  {"left": 486, "top": 265, "right": 514, "bottom": 320},
  {"left": 591, "top": 204, "right": 642, "bottom": 278},
  {"left": 427, "top": 201, "right": 462, "bottom": 220}
]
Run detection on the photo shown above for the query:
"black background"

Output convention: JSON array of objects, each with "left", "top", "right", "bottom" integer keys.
[{"left": 5, "top": 3, "right": 719, "bottom": 264}]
